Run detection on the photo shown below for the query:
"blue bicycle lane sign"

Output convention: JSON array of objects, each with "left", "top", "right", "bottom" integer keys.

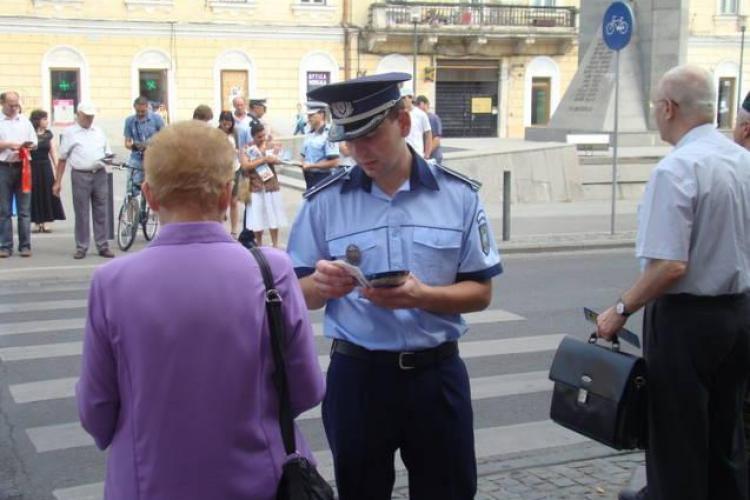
[{"left": 602, "top": 1, "right": 634, "bottom": 51}]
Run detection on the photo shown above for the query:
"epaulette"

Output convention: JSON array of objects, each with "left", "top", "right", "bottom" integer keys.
[
  {"left": 303, "top": 165, "right": 353, "bottom": 199},
  {"left": 433, "top": 162, "right": 482, "bottom": 191}
]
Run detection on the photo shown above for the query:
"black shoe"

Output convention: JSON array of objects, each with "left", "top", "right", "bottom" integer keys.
[
  {"left": 73, "top": 249, "right": 86, "bottom": 260},
  {"left": 98, "top": 248, "right": 115, "bottom": 258},
  {"left": 618, "top": 487, "right": 648, "bottom": 500}
]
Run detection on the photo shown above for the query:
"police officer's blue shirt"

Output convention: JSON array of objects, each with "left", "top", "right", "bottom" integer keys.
[
  {"left": 301, "top": 125, "right": 339, "bottom": 165},
  {"left": 287, "top": 151, "right": 502, "bottom": 351},
  {"left": 123, "top": 112, "right": 164, "bottom": 168}
]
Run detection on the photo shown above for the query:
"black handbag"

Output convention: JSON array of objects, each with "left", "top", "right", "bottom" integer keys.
[
  {"left": 248, "top": 247, "right": 335, "bottom": 500},
  {"left": 548, "top": 333, "right": 647, "bottom": 450}
]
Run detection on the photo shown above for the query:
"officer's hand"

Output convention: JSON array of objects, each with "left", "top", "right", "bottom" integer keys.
[
  {"left": 596, "top": 306, "right": 626, "bottom": 341},
  {"left": 312, "top": 260, "right": 356, "bottom": 300},
  {"left": 361, "top": 274, "right": 425, "bottom": 310}
]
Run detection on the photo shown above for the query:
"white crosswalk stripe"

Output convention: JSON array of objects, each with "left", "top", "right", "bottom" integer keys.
[
  {"left": 51, "top": 420, "right": 588, "bottom": 500},
  {"left": 0, "top": 283, "right": 89, "bottom": 297},
  {"left": 0, "top": 304, "right": 522, "bottom": 339},
  {"left": 0, "top": 299, "right": 87, "bottom": 314},
  {"left": 1, "top": 291, "right": 588, "bottom": 500}
]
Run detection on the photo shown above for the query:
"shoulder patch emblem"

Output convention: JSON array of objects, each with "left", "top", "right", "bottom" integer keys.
[{"left": 477, "top": 210, "right": 490, "bottom": 256}]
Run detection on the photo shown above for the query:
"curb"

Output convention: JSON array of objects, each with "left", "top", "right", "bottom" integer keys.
[{"left": 499, "top": 239, "right": 635, "bottom": 254}]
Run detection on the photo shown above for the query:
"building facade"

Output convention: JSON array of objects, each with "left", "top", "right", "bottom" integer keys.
[{"left": 0, "top": 0, "right": 581, "bottom": 139}]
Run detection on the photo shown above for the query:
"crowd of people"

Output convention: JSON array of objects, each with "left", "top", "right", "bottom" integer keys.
[
  {"left": 0, "top": 87, "right": 450, "bottom": 257},
  {"left": 3, "top": 63, "right": 750, "bottom": 500}
]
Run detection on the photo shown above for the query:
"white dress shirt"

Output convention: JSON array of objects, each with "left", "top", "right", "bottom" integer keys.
[
  {"left": 406, "top": 106, "right": 432, "bottom": 157},
  {"left": 0, "top": 113, "right": 37, "bottom": 162},
  {"left": 59, "top": 123, "right": 112, "bottom": 171},
  {"left": 636, "top": 123, "right": 750, "bottom": 295}
]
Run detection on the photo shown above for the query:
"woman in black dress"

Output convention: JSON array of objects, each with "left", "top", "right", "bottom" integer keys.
[{"left": 29, "top": 110, "right": 65, "bottom": 232}]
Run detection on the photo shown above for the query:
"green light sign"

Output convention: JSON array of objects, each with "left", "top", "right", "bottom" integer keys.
[
  {"left": 58, "top": 80, "right": 71, "bottom": 92},
  {"left": 145, "top": 79, "right": 158, "bottom": 91}
]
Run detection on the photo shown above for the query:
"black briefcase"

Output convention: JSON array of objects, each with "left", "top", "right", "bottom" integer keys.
[{"left": 548, "top": 334, "right": 647, "bottom": 450}]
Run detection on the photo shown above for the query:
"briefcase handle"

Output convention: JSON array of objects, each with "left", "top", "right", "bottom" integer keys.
[{"left": 588, "top": 332, "right": 621, "bottom": 352}]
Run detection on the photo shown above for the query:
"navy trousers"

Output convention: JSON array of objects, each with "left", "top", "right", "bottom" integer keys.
[{"left": 322, "top": 351, "right": 477, "bottom": 500}]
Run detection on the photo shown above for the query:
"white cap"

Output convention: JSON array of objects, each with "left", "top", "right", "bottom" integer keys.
[
  {"left": 77, "top": 102, "right": 97, "bottom": 116},
  {"left": 400, "top": 86, "right": 414, "bottom": 97}
]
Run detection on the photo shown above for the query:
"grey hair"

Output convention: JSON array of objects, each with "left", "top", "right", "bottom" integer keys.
[{"left": 659, "top": 65, "right": 716, "bottom": 120}]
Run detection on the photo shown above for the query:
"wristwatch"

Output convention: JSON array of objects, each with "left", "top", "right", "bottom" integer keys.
[{"left": 615, "top": 298, "right": 632, "bottom": 318}]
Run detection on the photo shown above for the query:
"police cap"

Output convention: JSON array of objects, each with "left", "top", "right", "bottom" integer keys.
[{"left": 306, "top": 72, "right": 411, "bottom": 142}]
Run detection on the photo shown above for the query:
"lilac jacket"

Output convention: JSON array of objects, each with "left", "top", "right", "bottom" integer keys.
[{"left": 77, "top": 222, "right": 325, "bottom": 500}]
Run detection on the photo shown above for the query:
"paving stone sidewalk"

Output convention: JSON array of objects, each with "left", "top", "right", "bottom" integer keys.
[{"left": 392, "top": 453, "right": 645, "bottom": 500}]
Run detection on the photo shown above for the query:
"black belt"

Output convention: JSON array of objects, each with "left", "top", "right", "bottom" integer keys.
[
  {"left": 331, "top": 339, "right": 458, "bottom": 370},
  {"left": 0, "top": 161, "right": 21, "bottom": 167}
]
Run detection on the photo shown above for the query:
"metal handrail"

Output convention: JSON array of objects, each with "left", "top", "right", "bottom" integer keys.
[{"left": 369, "top": 2, "right": 577, "bottom": 29}]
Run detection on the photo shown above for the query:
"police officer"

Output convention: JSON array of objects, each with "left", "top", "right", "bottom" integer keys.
[
  {"left": 597, "top": 65, "right": 750, "bottom": 500},
  {"left": 287, "top": 73, "right": 503, "bottom": 500},
  {"left": 300, "top": 101, "right": 339, "bottom": 189}
]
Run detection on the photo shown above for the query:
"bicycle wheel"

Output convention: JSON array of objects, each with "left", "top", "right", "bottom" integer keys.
[
  {"left": 142, "top": 206, "right": 159, "bottom": 241},
  {"left": 116, "top": 197, "right": 139, "bottom": 251}
]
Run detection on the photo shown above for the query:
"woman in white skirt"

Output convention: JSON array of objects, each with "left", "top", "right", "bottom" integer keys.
[{"left": 240, "top": 123, "right": 287, "bottom": 247}]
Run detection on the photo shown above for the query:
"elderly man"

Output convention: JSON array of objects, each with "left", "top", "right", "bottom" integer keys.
[
  {"left": 0, "top": 91, "right": 37, "bottom": 257},
  {"left": 53, "top": 102, "right": 114, "bottom": 259},
  {"left": 597, "top": 65, "right": 750, "bottom": 500},
  {"left": 300, "top": 101, "right": 339, "bottom": 189},
  {"left": 734, "top": 92, "right": 750, "bottom": 149}
]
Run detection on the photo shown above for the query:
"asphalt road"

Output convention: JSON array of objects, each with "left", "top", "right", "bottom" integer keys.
[{"left": 0, "top": 248, "right": 642, "bottom": 500}]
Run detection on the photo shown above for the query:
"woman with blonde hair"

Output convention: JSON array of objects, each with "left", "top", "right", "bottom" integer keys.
[{"left": 76, "top": 120, "right": 324, "bottom": 500}]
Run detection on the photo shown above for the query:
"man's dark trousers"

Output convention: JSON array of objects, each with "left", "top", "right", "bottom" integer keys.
[
  {"left": 0, "top": 162, "right": 31, "bottom": 253},
  {"left": 644, "top": 293, "right": 750, "bottom": 500},
  {"left": 322, "top": 350, "right": 476, "bottom": 500}
]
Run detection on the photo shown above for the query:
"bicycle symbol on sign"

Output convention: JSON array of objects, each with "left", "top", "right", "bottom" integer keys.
[{"left": 605, "top": 15, "right": 629, "bottom": 36}]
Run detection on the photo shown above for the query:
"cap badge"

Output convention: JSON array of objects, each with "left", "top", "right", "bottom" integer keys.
[
  {"left": 331, "top": 101, "right": 354, "bottom": 119},
  {"left": 345, "top": 244, "right": 362, "bottom": 266}
]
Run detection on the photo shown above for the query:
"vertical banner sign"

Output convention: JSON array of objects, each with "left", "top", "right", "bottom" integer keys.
[{"left": 602, "top": 1, "right": 634, "bottom": 235}]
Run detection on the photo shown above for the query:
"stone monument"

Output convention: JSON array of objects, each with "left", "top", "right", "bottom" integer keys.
[{"left": 525, "top": 0, "right": 688, "bottom": 144}]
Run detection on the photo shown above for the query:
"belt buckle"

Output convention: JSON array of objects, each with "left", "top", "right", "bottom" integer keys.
[{"left": 398, "top": 352, "right": 415, "bottom": 370}]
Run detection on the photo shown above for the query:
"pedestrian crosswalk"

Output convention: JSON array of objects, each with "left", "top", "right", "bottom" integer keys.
[{"left": 0, "top": 277, "right": 593, "bottom": 500}]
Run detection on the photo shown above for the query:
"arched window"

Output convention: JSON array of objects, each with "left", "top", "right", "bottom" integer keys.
[
  {"left": 299, "top": 51, "right": 339, "bottom": 105},
  {"left": 132, "top": 49, "right": 174, "bottom": 122},
  {"left": 214, "top": 51, "right": 256, "bottom": 113},
  {"left": 42, "top": 46, "right": 90, "bottom": 125},
  {"left": 524, "top": 56, "right": 560, "bottom": 127},
  {"left": 376, "top": 54, "right": 412, "bottom": 81}
]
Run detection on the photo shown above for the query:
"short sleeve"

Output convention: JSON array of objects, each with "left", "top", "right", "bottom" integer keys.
[
  {"left": 325, "top": 140, "right": 340, "bottom": 159},
  {"left": 123, "top": 117, "right": 133, "bottom": 140},
  {"left": 456, "top": 192, "right": 502, "bottom": 282},
  {"left": 25, "top": 120, "right": 37, "bottom": 146},
  {"left": 58, "top": 129, "right": 73, "bottom": 160},
  {"left": 432, "top": 115, "right": 443, "bottom": 137},
  {"left": 154, "top": 114, "right": 165, "bottom": 130},
  {"left": 421, "top": 112, "right": 432, "bottom": 133},
  {"left": 635, "top": 164, "right": 695, "bottom": 262},
  {"left": 287, "top": 199, "right": 330, "bottom": 278}
]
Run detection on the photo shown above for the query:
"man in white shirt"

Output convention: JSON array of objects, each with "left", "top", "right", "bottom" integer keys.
[
  {"left": 0, "top": 90, "right": 37, "bottom": 257},
  {"left": 54, "top": 102, "right": 114, "bottom": 259},
  {"left": 401, "top": 87, "right": 432, "bottom": 159}
]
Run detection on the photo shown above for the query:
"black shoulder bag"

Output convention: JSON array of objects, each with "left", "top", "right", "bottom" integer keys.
[{"left": 248, "top": 247, "right": 335, "bottom": 500}]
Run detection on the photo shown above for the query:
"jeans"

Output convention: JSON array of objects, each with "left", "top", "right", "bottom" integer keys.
[{"left": 0, "top": 163, "right": 31, "bottom": 252}]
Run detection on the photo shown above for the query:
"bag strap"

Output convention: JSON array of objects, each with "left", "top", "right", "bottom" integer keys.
[{"left": 248, "top": 247, "right": 297, "bottom": 456}]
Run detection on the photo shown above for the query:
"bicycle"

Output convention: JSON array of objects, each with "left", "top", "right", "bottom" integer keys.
[
  {"left": 111, "top": 161, "right": 159, "bottom": 251},
  {"left": 605, "top": 15, "right": 629, "bottom": 36}
]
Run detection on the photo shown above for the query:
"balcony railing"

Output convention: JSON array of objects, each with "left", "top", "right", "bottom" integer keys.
[{"left": 369, "top": 2, "right": 577, "bottom": 30}]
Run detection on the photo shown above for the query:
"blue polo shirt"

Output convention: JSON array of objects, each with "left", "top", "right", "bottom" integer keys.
[
  {"left": 123, "top": 112, "right": 164, "bottom": 168},
  {"left": 287, "top": 150, "right": 502, "bottom": 351},
  {"left": 301, "top": 125, "right": 339, "bottom": 164}
]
